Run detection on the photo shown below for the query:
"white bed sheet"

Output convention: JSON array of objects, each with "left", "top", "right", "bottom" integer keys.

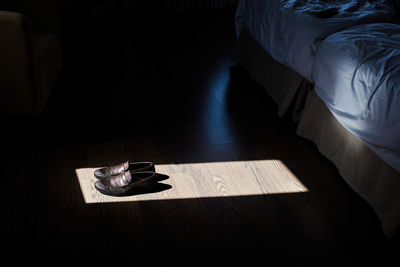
[
  {"left": 235, "top": 0, "right": 397, "bottom": 82},
  {"left": 312, "top": 23, "right": 400, "bottom": 172}
]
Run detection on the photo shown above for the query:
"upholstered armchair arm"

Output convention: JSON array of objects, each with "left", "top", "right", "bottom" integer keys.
[{"left": 0, "top": 11, "right": 41, "bottom": 117}]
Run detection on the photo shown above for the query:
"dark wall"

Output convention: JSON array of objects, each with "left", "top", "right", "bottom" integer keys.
[
  {"left": 120, "top": 0, "right": 237, "bottom": 12},
  {"left": 61, "top": 0, "right": 237, "bottom": 14},
  {"left": 0, "top": 0, "right": 60, "bottom": 33},
  {"left": 59, "top": 0, "right": 237, "bottom": 30}
]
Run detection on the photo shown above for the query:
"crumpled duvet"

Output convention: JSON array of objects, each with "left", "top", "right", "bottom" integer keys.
[
  {"left": 313, "top": 23, "right": 400, "bottom": 172},
  {"left": 235, "top": 0, "right": 397, "bottom": 82}
]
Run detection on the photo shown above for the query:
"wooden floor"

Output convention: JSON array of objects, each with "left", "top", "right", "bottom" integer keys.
[{"left": 1, "top": 7, "right": 398, "bottom": 265}]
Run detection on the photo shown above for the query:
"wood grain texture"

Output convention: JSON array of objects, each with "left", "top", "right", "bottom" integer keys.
[{"left": 75, "top": 160, "right": 308, "bottom": 203}]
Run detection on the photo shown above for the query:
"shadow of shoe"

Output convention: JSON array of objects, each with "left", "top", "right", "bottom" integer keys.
[
  {"left": 150, "top": 182, "right": 172, "bottom": 193},
  {"left": 127, "top": 182, "right": 172, "bottom": 197},
  {"left": 156, "top": 173, "right": 169, "bottom": 182}
]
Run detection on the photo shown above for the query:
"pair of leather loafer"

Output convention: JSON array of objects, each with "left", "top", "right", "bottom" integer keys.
[{"left": 94, "top": 161, "right": 157, "bottom": 196}]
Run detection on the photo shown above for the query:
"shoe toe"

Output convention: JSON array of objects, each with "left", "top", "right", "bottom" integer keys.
[
  {"left": 94, "top": 168, "right": 107, "bottom": 179},
  {"left": 94, "top": 180, "right": 107, "bottom": 192}
]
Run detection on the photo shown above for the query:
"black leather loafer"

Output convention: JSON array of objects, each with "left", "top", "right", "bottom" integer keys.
[
  {"left": 94, "top": 161, "right": 155, "bottom": 179},
  {"left": 94, "top": 171, "right": 158, "bottom": 196}
]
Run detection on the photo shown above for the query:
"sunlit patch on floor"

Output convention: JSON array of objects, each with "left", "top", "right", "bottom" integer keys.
[{"left": 76, "top": 160, "right": 308, "bottom": 204}]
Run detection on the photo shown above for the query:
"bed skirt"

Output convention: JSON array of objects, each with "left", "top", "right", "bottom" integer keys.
[
  {"left": 233, "top": 27, "right": 312, "bottom": 121},
  {"left": 297, "top": 90, "right": 400, "bottom": 239}
]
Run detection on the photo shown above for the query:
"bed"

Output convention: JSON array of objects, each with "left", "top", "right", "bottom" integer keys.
[
  {"left": 312, "top": 23, "right": 400, "bottom": 174},
  {"left": 235, "top": 0, "right": 398, "bottom": 112},
  {"left": 233, "top": 0, "right": 400, "bottom": 239}
]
